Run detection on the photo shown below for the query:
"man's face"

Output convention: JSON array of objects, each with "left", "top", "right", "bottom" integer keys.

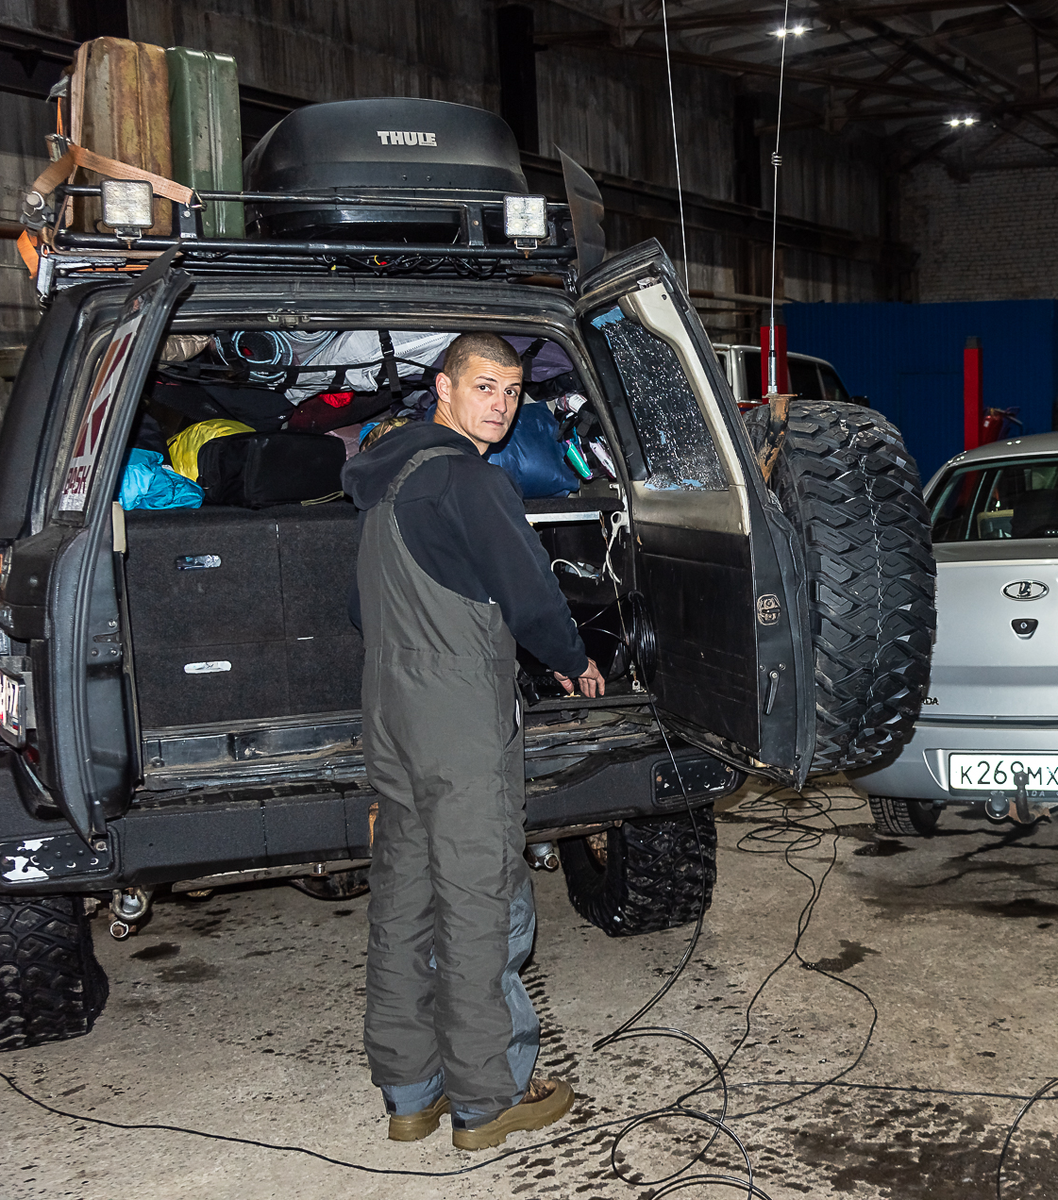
[{"left": 434, "top": 354, "right": 522, "bottom": 454}]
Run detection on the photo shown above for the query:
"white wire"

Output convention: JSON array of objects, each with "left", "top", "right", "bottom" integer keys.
[
  {"left": 660, "top": 0, "right": 690, "bottom": 293},
  {"left": 767, "top": 0, "right": 793, "bottom": 397},
  {"left": 603, "top": 511, "right": 624, "bottom": 585}
]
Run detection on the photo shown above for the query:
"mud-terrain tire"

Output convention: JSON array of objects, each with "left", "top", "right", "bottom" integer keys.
[
  {"left": 745, "top": 401, "right": 935, "bottom": 774},
  {"left": 869, "top": 794, "right": 939, "bottom": 837},
  {"left": 0, "top": 896, "right": 109, "bottom": 1051},
  {"left": 559, "top": 808, "right": 716, "bottom": 937}
]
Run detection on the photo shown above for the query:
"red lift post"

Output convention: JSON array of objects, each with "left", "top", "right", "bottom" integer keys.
[{"left": 963, "top": 335, "right": 983, "bottom": 451}]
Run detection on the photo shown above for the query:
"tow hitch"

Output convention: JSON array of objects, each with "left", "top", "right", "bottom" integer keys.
[
  {"left": 109, "top": 886, "right": 153, "bottom": 939},
  {"left": 985, "top": 771, "right": 1055, "bottom": 825}
]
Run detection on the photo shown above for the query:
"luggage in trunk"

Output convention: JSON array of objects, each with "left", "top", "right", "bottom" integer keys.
[
  {"left": 70, "top": 37, "right": 173, "bottom": 236},
  {"left": 197, "top": 431, "right": 346, "bottom": 508},
  {"left": 166, "top": 47, "right": 245, "bottom": 238}
]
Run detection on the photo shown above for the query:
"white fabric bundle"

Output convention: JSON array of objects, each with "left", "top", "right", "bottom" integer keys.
[{"left": 284, "top": 330, "right": 457, "bottom": 403}]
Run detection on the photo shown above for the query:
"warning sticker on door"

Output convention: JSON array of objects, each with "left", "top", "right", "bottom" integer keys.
[
  {"left": 756, "top": 594, "right": 781, "bottom": 625},
  {"left": 59, "top": 311, "right": 146, "bottom": 512}
]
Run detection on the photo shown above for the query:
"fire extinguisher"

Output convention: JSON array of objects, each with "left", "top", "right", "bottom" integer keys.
[{"left": 981, "top": 406, "right": 1023, "bottom": 444}]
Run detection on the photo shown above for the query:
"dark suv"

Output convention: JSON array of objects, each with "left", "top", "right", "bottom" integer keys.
[{"left": 0, "top": 97, "right": 935, "bottom": 1050}]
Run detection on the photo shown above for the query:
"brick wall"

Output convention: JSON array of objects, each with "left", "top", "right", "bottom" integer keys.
[{"left": 901, "top": 159, "right": 1058, "bottom": 302}]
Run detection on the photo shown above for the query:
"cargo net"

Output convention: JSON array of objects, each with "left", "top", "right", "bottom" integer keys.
[{"left": 122, "top": 329, "right": 620, "bottom": 511}]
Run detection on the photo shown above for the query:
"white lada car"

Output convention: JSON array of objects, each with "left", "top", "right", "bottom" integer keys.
[{"left": 858, "top": 431, "right": 1058, "bottom": 834}]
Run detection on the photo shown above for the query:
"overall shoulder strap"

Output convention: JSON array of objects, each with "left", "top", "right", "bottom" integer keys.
[{"left": 382, "top": 445, "right": 467, "bottom": 505}]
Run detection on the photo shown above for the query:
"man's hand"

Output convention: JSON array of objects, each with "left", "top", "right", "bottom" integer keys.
[{"left": 554, "top": 658, "right": 606, "bottom": 698}]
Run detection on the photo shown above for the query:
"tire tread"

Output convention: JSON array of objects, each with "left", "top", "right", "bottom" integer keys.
[
  {"left": 747, "top": 401, "right": 936, "bottom": 773},
  {"left": 0, "top": 896, "right": 108, "bottom": 1052},
  {"left": 560, "top": 809, "right": 716, "bottom": 937}
]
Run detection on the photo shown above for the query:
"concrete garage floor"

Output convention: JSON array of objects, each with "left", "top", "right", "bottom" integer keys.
[{"left": 4, "top": 779, "right": 1058, "bottom": 1199}]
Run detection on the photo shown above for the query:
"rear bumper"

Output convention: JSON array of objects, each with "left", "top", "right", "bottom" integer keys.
[
  {"left": 853, "top": 718, "right": 1058, "bottom": 805},
  {"left": 0, "top": 742, "right": 743, "bottom": 896}
]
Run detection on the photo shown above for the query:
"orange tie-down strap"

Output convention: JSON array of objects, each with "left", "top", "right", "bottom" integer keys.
[
  {"left": 27, "top": 143, "right": 194, "bottom": 209},
  {"left": 17, "top": 229, "right": 39, "bottom": 279}
]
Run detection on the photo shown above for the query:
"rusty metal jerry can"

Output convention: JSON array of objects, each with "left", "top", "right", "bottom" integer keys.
[
  {"left": 69, "top": 37, "right": 173, "bottom": 236},
  {"left": 166, "top": 47, "right": 245, "bottom": 238}
]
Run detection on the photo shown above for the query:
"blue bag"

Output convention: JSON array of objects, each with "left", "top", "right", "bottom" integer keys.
[
  {"left": 120, "top": 449, "right": 204, "bottom": 510},
  {"left": 487, "top": 402, "right": 578, "bottom": 498}
]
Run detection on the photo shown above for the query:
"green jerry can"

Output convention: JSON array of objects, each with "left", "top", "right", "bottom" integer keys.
[{"left": 166, "top": 47, "right": 245, "bottom": 239}]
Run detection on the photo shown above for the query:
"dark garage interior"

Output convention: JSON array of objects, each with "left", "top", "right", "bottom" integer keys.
[{"left": 2, "top": 3, "right": 1058, "bottom": 1198}]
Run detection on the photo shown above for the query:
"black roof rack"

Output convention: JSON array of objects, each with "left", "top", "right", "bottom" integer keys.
[{"left": 36, "top": 187, "right": 579, "bottom": 299}]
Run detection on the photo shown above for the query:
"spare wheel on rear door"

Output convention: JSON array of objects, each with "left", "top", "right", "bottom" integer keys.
[{"left": 745, "top": 399, "right": 936, "bottom": 774}]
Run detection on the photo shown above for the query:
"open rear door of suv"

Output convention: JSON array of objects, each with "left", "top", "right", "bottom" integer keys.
[
  {"left": 26, "top": 250, "right": 192, "bottom": 842},
  {"left": 576, "top": 240, "right": 814, "bottom": 787}
]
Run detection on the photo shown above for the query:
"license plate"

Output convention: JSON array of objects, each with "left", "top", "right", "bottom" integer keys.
[
  {"left": 949, "top": 753, "right": 1058, "bottom": 793},
  {"left": 0, "top": 669, "right": 23, "bottom": 746}
]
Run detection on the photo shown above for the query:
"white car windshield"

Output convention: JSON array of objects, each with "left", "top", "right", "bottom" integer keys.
[{"left": 931, "top": 457, "right": 1058, "bottom": 541}]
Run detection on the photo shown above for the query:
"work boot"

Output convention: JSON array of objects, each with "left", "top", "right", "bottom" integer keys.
[
  {"left": 451, "top": 1078, "right": 574, "bottom": 1150},
  {"left": 388, "top": 1094, "right": 449, "bottom": 1141}
]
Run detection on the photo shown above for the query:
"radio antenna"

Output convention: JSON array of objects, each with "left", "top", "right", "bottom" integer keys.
[
  {"left": 767, "top": 0, "right": 794, "bottom": 397},
  {"left": 660, "top": 0, "right": 690, "bottom": 292}
]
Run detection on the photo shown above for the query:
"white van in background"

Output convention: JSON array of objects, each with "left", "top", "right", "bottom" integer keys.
[{"left": 712, "top": 344, "right": 863, "bottom": 411}]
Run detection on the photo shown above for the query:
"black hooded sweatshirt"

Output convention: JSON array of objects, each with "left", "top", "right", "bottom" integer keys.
[{"left": 342, "top": 421, "right": 589, "bottom": 678}]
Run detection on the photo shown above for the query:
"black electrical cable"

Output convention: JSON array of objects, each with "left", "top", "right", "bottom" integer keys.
[
  {"left": 1, "top": 694, "right": 1053, "bottom": 1193},
  {"left": 579, "top": 697, "right": 776, "bottom": 1198},
  {"left": 996, "top": 1076, "right": 1058, "bottom": 1199}
]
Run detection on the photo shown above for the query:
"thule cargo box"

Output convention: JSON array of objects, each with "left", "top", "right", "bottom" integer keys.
[{"left": 242, "top": 97, "right": 529, "bottom": 241}]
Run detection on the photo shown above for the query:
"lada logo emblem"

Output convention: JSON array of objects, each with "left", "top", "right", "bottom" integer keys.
[{"left": 1002, "top": 580, "right": 1049, "bottom": 601}]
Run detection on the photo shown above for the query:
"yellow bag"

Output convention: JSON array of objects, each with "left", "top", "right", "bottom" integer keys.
[{"left": 168, "top": 419, "right": 254, "bottom": 481}]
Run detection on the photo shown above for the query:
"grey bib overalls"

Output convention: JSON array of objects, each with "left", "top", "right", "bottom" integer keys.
[{"left": 359, "top": 446, "right": 538, "bottom": 1126}]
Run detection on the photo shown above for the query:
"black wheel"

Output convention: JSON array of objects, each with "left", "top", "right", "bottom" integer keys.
[
  {"left": 559, "top": 809, "right": 716, "bottom": 937},
  {"left": 869, "top": 795, "right": 940, "bottom": 837},
  {"left": 290, "top": 867, "right": 370, "bottom": 900},
  {"left": 0, "top": 896, "right": 109, "bottom": 1051},
  {"left": 745, "top": 400, "right": 936, "bottom": 774}
]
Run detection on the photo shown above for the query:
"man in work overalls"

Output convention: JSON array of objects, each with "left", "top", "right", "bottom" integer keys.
[{"left": 343, "top": 332, "right": 604, "bottom": 1151}]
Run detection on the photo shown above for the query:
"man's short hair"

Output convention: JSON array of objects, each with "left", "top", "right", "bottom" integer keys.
[{"left": 442, "top": 332, "right": 521, "bottom": 384}]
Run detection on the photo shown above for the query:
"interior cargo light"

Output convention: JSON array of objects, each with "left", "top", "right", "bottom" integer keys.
[
  {"left": 504, "top": 194, "right": 548, "bottom": 249},
  {"left": 100, "top": 179, "right": 154, "bottom": 240}
]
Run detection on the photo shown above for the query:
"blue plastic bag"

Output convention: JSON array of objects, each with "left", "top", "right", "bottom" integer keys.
[
  {"left": 119, "top": 449, "right": 204, "bottom": 510},
  {"left": 487, "top": 402, "right": 578, "bottom": 498}
]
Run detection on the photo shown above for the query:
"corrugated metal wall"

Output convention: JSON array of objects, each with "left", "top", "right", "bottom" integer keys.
[
  {"left": 0, "top": 0, "right": 895, "bottom": 352},
  {"left": 785, "top": 300, "right": 1058, "bottom": 482}
]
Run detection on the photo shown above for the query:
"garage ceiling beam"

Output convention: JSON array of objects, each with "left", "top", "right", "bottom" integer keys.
[
  {"left": 537, "top": 0, "right": 1006, "bottom": 40},
  {"left": 538, "top": 30, "right": 1058, "bottom": 119}
]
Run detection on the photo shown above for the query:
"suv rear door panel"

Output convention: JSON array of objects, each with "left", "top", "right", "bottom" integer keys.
[
  {"left": 40, "top": 255, "right": 193, "bottom": 839},
  {"left": 576, "top": 241, "right": 814, "bottom": 784}
]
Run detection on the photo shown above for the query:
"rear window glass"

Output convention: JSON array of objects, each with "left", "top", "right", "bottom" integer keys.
[
  {"left": 589, "top": 305, "right": 726, "bottom": 491},
  {"left": 818, "top": 365, "right": 850, "bottom": 404},
  {"left": 743, "top": 350, "right": 763, "bottom": 400},
  {"left": 931, "top": 458, "right": 1058, "bottom": 541},
  {"left": 788, "top": 359, "right": 820, "bottom": 399}
]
